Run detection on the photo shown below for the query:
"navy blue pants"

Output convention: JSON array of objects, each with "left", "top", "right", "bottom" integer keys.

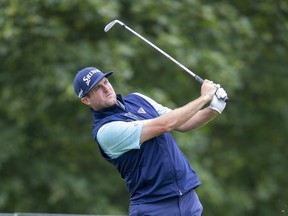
[{"left": 129, "top": 190, "right": 203, "bottom": 216}]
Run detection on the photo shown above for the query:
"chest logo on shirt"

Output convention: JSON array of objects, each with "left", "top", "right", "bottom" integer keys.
[{"left": 137, "top": 107, "right": 146, "bottom": 114}]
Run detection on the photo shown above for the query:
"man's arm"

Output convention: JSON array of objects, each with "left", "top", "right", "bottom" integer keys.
[
  {"left": 140, "top": 80, "right": 217, "bottom": 143},
  {"left": 174, "top": 107, "right": 219, "bottom": 132},
  {"left": 174, "top": 89, "right": 227, "bottom": 132}
]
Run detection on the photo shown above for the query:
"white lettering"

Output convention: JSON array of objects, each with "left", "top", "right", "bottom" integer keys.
[{"left": 82, "top": 69, "right": 100, "bottom": 86}]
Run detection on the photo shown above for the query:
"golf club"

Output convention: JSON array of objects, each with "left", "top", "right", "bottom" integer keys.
[{"left": 104, "top": 19, "right": 228, "bottom": 102}]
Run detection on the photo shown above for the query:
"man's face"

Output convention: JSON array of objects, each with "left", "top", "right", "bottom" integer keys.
[{"left": 81, "top": 78, "right": 117, "bottom": 110}]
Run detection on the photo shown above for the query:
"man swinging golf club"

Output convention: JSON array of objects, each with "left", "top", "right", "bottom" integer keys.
[{"left": 74, "top": 66, "right": 227, "bottom": 215}]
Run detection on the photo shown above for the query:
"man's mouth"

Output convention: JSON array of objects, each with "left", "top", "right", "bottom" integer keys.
[{"left": 106, "top": 93, "right": 113, "bottom": 97}]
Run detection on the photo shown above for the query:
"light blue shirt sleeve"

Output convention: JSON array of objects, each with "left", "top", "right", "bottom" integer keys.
[
  {"left": 97, "top": 121, "right": 144, "bottom": 159},
  {"left": 97, "top": 93, "right": 171, "bottom": 159},
  {"left": 133, "top": 93, "right": 172, "bottom": 115}
]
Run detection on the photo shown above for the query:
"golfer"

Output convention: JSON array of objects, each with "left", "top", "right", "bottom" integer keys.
[{"left": 74, "top": 67, "right": 227, "bottom": 216}]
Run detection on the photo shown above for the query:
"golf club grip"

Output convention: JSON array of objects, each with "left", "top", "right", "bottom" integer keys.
[
  {"left": 194, "top": 75, "right": 203, "bottom": 84},
  {"left": 195, "top": 75, "right": 229, "bottom": 102}
]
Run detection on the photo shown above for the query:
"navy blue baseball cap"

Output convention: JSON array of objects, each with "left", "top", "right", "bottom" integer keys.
[{"left": 74, "top": 67, "right": 113, "bottom": 98}]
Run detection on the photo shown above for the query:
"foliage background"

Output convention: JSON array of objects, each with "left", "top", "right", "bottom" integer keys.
[{"left": 0, "top": 0, "right": 287, "bottom": 215}]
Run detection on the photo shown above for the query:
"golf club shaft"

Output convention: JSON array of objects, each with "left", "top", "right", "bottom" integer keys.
[{"left": 105, "top": 20, "right": 203, "bottom": 84}]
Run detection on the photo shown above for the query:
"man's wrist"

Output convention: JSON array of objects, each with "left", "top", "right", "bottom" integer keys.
[{"left": 200, "top": 95, "right": 212, "bottom": 104}]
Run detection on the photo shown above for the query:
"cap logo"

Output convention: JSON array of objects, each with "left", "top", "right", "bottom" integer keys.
[
  {"left": 78, "top": 89, "right": 83, "bottom": 98},
  {"left": 83, "top": 69, "right": 100, "bottom": 86}
]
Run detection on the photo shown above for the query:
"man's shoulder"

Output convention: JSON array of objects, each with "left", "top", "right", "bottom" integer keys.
[
  {"left": 126, "top": 92, "right": 152, "bottom": 101},
  {"left": 126, "top": 92, "right": 147, "bottom": 97}
]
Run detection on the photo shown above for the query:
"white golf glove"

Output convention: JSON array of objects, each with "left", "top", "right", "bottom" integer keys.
[
  {"left": 215, "top": 87, "right": 228, "bottom": 100},
  {"left": 209, "top": 88, "right": 227, "bottom": 114}
]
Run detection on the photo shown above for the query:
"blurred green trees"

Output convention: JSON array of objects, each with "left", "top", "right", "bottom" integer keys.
[{"left": 0, "top": 0, "right": 287, "bottom": 215}]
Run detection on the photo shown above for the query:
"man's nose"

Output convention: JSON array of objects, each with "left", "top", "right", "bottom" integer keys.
[{"left": 101, "top": 84, "right": 109, "bottom": 92}]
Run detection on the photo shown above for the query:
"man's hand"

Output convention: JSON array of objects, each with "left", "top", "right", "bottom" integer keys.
[
  {"left": 215, "top": 87, "right": 228, "bottom": 100},
  {"left": 201, "top": 80, "right": 218, "bottom": 101},
  {"left": 209, "top": 87, "right": 228, "bottom": 114}
]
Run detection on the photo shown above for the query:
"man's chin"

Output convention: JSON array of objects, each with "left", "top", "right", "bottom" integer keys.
[{"left": 107, "top": 99, "right": 117, "bottom": 106}]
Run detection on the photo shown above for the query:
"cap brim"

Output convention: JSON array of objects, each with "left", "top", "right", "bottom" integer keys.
[{"left": 104, "top": 71, "right": 113, "bottom": 78}]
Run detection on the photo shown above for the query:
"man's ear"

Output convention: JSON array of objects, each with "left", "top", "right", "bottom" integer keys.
[{"left": 81, "top": 97, "right": 90, "bottom": 106}]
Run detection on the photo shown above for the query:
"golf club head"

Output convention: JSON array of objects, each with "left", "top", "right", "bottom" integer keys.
[{"left": 104, "top": 20, "right": 124, "bottom": 32}]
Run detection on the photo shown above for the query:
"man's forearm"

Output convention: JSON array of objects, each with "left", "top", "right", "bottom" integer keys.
[
  {"left": 154, "top": 95, "right": 211, "bottom": 131},
  {"left": 174, "top": 107, "right": 219, "bottom": 132}
]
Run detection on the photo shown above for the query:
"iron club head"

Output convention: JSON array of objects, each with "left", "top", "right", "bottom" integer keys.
[{"left": 104, "top": 20, "right": 124, "bottom": 32}]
